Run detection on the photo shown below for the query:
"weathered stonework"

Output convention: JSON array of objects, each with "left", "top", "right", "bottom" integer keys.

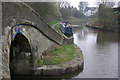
[
  {"left": 24, "top": 25, "right": 56, "bottom": 67},
  {"left": 0, "top": 1, "right": 2, "bottom": 79},
  {"left": 34, "top": 44, "right": 84, "bottom": 76},
  {"left": 2, "top": 2, "right": 63, "bottom": 45},
  {"left": 2, "top": 2, "right": 64, "bottom": 78},
  {"left": 1, "top": 2, "right": 79, "bottom": 79}
]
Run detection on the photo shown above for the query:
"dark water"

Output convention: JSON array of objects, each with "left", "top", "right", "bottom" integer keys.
[{"left": 72, "top": 25, "right": 118, "bottom": 78}]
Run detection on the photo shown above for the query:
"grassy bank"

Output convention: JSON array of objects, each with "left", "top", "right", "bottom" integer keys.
[
  {"left": 37, "top": 44, "right": 76, "bottom": 65},
  {"left": 50, "top": 21, "right": 65, "bottom": 37},
  {"left": 49, "top": 21, "right": 60, "bottom": 26},
  {"left": 54, "top": 24, "right": 65, "bottom": 37}
]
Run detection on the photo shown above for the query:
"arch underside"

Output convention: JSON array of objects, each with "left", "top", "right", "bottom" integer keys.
[{"left": 10, "top": 33, "right": 33, "bottom": 75}]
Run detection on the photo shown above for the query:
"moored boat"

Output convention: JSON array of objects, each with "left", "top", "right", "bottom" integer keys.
[{"left": 59, "top": 21, "right": 73, "bottom": 37}]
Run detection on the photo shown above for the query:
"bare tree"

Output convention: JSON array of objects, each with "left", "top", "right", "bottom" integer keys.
[
  {"left": 97, "top": 0, "right": 115, "bottom": 8},
  {"left": 58, "top": 1, "right": 70, "bottom": 8},
  {"left": 78, "top": 1, "right": 89, "bottom": 13}
]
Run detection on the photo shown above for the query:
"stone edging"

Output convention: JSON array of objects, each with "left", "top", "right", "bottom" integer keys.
[
  {"left": 34, "top": 44, "right": 84, "bottom": 76},
  {"left": 86, "top": 25, "right": 119, "bottom": 33}
]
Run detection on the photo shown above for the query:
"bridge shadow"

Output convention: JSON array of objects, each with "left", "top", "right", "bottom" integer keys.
[{"left": 9, "top": 33, "right": 34, "bottom": 79}]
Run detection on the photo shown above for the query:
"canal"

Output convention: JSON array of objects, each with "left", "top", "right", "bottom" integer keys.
[
  {"left": 11, "top": 25, "right": 119, "bottom": 79},
  {"left": 72, "top": 25, "right": 118, "bottom": 78}
]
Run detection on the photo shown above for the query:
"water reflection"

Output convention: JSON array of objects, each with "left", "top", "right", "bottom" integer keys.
[
  {"left": 73, "top": 26, "right": 118, "bottom": 78},
  {"left": 97, "top": 31, "right": 118, "bottom": 44}
]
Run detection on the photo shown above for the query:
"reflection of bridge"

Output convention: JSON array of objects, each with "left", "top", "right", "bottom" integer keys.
[{"left": 1, "top": 2, "right": 73, "bottom": 78}]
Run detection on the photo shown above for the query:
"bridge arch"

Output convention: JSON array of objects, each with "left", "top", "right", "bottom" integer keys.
[
  {"left": 10, "top": 33, "right": 32, "bottom": 62},
  {"left": 9, "top": 33, "right": 33, "bottom": 75},
  {"left": 6, "top": 21, "right": 59, "bottom": 74},
  {"left": 7, "top": 23, "right": 34, "bottom": 65}
]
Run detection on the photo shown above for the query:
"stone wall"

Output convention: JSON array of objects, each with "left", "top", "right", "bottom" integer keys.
[
  {"left": 1, "top": 2, "right": 64, "bottom": 78},
  {"left": 0, "top": 1, "right": 2, "bottom": 79},
  {"left": 21, "top": 25, "right": 56, "bottom": 67}
]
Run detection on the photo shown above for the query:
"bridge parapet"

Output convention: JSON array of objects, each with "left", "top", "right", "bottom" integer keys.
[{"left": 2, "top": 2, "right": 63, "bottom": 45}]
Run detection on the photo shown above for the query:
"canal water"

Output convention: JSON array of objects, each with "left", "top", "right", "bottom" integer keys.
[{"left": 72, "top": 25, "right": 118, "bottom": 78}]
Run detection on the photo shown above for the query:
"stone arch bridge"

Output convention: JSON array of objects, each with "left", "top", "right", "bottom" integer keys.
[{"left": 1, "top": 2, "right": 73, "bottom": 78}]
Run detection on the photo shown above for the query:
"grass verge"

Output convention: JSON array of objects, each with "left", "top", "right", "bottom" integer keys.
[
  {"left": 49, "top": 21, "right": 60, "bottom": 26},
  {"left": 49, "top": 21, "right": 65, "bottom": 37},
  {"left": 54, "top": 24, "right": 65, "bottom": 37},
  {"left": 37, "top": 44, "right": 76, "bottom": 65}
]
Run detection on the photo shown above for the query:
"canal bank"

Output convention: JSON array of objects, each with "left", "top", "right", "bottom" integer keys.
[
  {"left": 33, "top": 38, "right": 84, "bottom": 76},
  {"left": 85, "top": 24, "right": 119, "bottom": 33},
  {"left": 35, "top": 22, "right": 83, "bottom": 75},
  {"left": 34, "top": 44, "right": 83, "bottom": 76},
  {"left": 29, "top": 23, "right": 83, "bottom": 76},
  {"left": 10, "top": 23, "right": 84, "bottom": 78}
]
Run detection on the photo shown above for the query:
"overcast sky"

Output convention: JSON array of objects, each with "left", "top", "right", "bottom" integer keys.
[
  {"left": 68, "top": 0, "right": 119, "bottom": 9},
  {"left": 2, "top": 0, "right": 120, "bottom": 8},
  {"left": 69, "top": 0, "right": 97, "bottom": 8}
]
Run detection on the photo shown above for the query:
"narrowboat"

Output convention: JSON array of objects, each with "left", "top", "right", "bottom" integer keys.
[{"left": 59, "top": 22, "right": 73, "bottom": 37}]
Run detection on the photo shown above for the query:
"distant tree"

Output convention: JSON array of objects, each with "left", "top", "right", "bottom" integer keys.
[
  {"left": 58, "top": 2, "right": 70, "bottom": 8},
  {"left": 78, "top": 1, "right": 89, "bottom": 13},
  {"left": 71, "top": 7, "right": 78, "bottom": 16},
  {"left": 59, "top": 7, "right": 72, "bottom": 20},
  {"left": 98, "top": 3, "right": 117, "bottom": 29},
  {"left": 58, "top": 1, "right": 73, "bottom": 20},
  {"left": 97, "top": 0, "right": 115, "bottom": 8},
  {"left": 74, "top": 11, "right": 85, "bottom": 18}
]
